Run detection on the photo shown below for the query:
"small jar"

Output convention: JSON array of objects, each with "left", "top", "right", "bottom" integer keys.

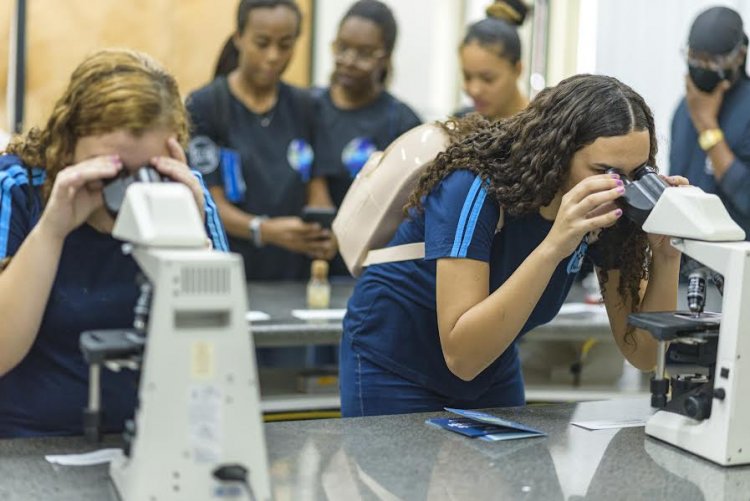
[{"left": 307, "top": 260, "right": 331, "bottom": 309}]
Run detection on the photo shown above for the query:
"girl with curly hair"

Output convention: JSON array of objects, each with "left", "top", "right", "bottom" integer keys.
[
  {"left": 0, "top": 49, "right": 228, "bottom": 437},
  {"left": 339, "top": 74, "right": 688, "bottom": 417}
]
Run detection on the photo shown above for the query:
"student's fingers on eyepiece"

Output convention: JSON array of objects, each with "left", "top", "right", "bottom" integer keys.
[
  {"left": 151, "top": 156, "right": 190, "bottom": 180},
  {"left": 573, "top": 186, "right": 624, "bottom": 217},
  {"left": 663, "top": 175, "right": 690, "bottom": 187},
  {"left": 57, "top": 158, "right": 121, "bottom": 189},
  {"left": 167, "top": 137, "right": 188, "bottom": 163},
  {"left": 583, "top": 206, "right": 623, "bottom": 231},
  {"left": 566, "top": 174, "right": 622, "bottom": 204},
  {"left": 585, "top": 200, "right": 618, "bottom": 219}
]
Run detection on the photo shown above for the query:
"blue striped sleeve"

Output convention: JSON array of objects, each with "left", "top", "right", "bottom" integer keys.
[
  {"left": 425, "top": 170, "right": 500, "bottom": 262},
  {"left": 192, "top": 170, "right": 229, "bottom": 252},
  {"left": 0, "top": 164, "right": 35, "bottom": 259}
]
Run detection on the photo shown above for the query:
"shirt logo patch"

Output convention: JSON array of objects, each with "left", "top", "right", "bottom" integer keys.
[
  {"left": 188, "top": 136, "right": 220, "bottom": 175},
  {"left": 566, "top": 235, "right": 589, "bottom": 275},
  {"left": 341, "top": 137, "right": 376, "bottom": 178},
  {"left": 287, "top": 139, "right": 314, "bottom": 182}
]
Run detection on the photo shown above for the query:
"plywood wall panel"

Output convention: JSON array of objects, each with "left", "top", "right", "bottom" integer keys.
[
  {"left": 0, "top": 1, "right": 13, "bottom": 132},
  {"left": 1, "top": 0, "right": 312, "bottom": 133}
]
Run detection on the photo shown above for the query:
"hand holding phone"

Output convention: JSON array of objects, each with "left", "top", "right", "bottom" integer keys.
[{"left": 301, "top": 206, "right": 337, "bottom": 230}]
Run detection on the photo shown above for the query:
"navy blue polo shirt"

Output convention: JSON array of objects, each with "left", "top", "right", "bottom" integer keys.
[
  {"left": 0, "top": 156, "right": 228, "bottom": 437},
  {"left": 311, "top": 88, "right": 421, "bottom": 207},
  {"left": 343, "top": 170, "right": 587, "bottom": 402},
  {"left": 186, "top": 78, "right": 316, "bottom": 280},
  {"left": 670, "top": 76, "right": 750, "bottom": 237}
]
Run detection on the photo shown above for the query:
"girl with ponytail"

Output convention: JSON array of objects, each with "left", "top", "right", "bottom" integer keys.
[{"left": 457, "top": 0, "right": 530, "bottom": 120}]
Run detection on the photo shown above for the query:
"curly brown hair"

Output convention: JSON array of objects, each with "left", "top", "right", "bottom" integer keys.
[
  {"left": 4, "top": 48, "right": 189, "bottom": 202},
  {"left": 408, "top": 74, "right": 656, "bottom": 341}
]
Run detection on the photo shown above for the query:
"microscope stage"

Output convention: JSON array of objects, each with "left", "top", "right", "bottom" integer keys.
[{"left": 627, "top": 311, "right": 720, "bottom": 341}]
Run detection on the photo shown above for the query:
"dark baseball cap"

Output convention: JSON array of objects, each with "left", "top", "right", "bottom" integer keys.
[{"left": 688, "top": 6, "right": 746, "bottom": 55}]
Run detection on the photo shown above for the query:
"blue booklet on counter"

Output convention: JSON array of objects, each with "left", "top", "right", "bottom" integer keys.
[{"left": 426, "top": 408, "right": 546, "bottom": 442}]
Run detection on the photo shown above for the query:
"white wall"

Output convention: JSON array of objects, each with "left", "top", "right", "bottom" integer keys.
[
  {"left": 312, "top": 0, "right": 540, "bottom": 121},
  {"left": 590, "top": 0, "right": 750, "bottom": 172},
  {"left": 312, "top": 0, "right": 465, "bottom": 121}
]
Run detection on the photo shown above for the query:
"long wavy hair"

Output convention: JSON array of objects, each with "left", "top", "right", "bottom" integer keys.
[
  {"left": 408, "top": 74, "right": 656, "bottom": 339},
  {"left": 5, "top": 48, "right": 189, "bottom": 202}
]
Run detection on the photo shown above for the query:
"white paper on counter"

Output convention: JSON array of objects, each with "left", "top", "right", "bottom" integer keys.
[
  {"left": 571, "top": 418, "right": 649, "bottom": 430},
  {"left": 292, "top": 309, "right": 346, "bottom": 321},
  {"left": 245, "top": 311, "right": 271, "bottom": 322},
  {"left": 45, "top": 448, "right": 124, "bottom": 466}
]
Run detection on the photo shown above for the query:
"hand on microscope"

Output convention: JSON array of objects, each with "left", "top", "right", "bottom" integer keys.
[
  {"left": 646, "top": 175, "right": 691, "bottom": 259},
  {"left": 149, "top": 136, "right": 206, "bottom": 221},
  {"left": 543, "top": 173, "right": 627, "bottom": 260},
  {"left": 38, "top": 155, "right": 124, "bottom": 242}
]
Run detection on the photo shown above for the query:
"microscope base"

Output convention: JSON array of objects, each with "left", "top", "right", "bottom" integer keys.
[{"left": 646, "top": 410, "right": 750, "bottom": 466}]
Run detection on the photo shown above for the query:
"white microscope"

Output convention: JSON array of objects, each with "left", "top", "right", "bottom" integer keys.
[
  {"left": 618, "top": 167, "right": 749, "bottom": 466},
  {"left": 79, "top": 168, "right": 271, "bottom": 500}
]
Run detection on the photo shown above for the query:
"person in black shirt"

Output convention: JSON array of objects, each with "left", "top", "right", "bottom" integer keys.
[
  {"left": 187, "top": 0, "right": 335, "bottom": 281},
  {"left": 308, "top": 0, "right": 421, "bottom": 211}
]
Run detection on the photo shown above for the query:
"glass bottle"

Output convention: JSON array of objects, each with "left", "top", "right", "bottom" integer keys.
[{"left": 307, "top": 260, "right": 331, "bottom": 309}]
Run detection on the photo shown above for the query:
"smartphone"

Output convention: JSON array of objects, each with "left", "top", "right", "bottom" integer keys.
[{"left": 301, "top": 206, "right": 337, "bottom": 229}]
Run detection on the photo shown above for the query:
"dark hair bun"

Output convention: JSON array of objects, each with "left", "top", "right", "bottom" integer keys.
[{"left": 485, "top": 0, "right": 528, "bottom": 27}]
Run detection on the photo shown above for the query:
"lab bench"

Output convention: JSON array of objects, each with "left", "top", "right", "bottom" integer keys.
[
  {"left": 2, "top": 398, "right": 747, "bottom": 500},
  {"left": 246, "top": 282, "right": 648, "bottom": 413}
]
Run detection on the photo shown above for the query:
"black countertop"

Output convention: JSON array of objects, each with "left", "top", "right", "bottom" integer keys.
[{"left": 2, "top": 398, "right": 748, "bottom": 500}]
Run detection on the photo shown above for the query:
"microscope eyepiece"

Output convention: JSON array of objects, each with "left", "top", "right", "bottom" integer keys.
[
  {"left": 608, "top": 165, "right": 668, "bottom": 226},
  {"left": 632, "top": 165, "right": 658, "bottom": 180},
  {"left": 103, "top": 164, "right": 165, "bottom": 217}
]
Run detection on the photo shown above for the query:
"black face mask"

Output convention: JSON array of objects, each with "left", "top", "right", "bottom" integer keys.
[{"left": 688, "top": 64, "right": 736, "bottom": 92}]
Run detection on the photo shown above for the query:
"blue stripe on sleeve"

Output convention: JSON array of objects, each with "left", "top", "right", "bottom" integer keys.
[
  {"left": 0, "top": 173, "right": 18, "bottom": 257},
  {"left": 205, "top": 194, "right": 229, "bottom": 252},
  {"left": 192, "top": 170, "right": 229, "bottom": 252},
  {"left": 0, "top": 165, "right": 32, "bottom": 257},
  {"left": 7, "top": 165, "right": 30, "bottom": 185},
  {"left": 30, "top": 167, "right": 46, "bottom": 186},
  {"left": 458, "top": 186, "right": 488, "bottom": 258},
  {"left": 450, "top": 176, "right": 483, "bottom": 257}
]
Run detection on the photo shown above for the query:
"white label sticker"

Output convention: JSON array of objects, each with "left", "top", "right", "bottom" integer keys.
[{"left": 188, "top": 384, "right": 223, "bottom": 464}]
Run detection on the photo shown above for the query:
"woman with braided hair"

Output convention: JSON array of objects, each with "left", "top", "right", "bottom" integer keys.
[
  {"left": 456, "top": 0, "right": 530, "bottom": 121},
  {"left": 0, "top": 49, "right": 228, "bottom": 437},
  {"left": 339, "top": 74, "right": 689, "bottom": 417}
]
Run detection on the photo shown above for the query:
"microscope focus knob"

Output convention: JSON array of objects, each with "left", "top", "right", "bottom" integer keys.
[{"left": 684, "top": 394, "right": 711, "bottom": 420}]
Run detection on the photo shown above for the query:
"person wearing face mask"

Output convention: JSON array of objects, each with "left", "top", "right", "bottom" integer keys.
[
  {"left": 455, "top": 0, "right": 529, "bottom": 121},
  {"left": 670, "top": 6, "right": 750, "bottom": 238}
]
